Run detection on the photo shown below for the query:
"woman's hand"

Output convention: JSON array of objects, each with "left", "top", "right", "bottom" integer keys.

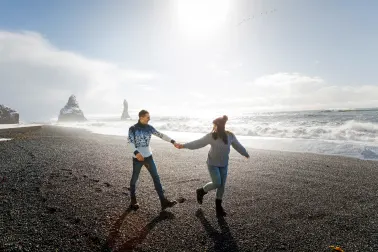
[{"left": 174, "top": 143, "right": 184, "bottom": 149}]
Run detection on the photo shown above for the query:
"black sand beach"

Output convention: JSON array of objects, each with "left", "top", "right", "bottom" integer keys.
[{"left": 1, "top": 126, "right": 378, "bottom": 251}]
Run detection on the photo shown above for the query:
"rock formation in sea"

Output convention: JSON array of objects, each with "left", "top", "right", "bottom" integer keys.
[
  {"left": 0, "top": 105, "right": 19, "bottom": 124},
  {"left": 58, "top": 95, "right": 87, "bottom": 122},
  {"left": 121, "top": 99, "right": 130, "bottom": 120}
]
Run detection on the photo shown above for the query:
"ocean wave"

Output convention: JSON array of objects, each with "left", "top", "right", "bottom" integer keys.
[
  {"left": 153, "top": 120, "right": 378, "bottom": 143},
  {"left": 54, "top": 117, "right": 378, "bottom": 143},
  {"left": 53, "top": 117, "right": 378, "bottom": 160}
]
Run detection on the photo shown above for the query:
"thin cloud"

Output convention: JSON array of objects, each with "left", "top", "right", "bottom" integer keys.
[
  {"left": 189, "top": 92, "right": 207, "bottom": 99},
  {"left": 196, "top": 73, "right": 378, "bottom": 112},
  {"left": 246, "top": 73, "right": 378, "bottom": 110},
  {"left": 138, "top": 84, "right": 156, "bottom": 91},
  {"left": 0, "top": 31, "right": 155, "bottom": 121}
]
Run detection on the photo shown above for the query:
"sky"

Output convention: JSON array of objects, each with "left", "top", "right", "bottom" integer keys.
[{"left": 1, "top": 0, "right": 378, "bottom": 122}]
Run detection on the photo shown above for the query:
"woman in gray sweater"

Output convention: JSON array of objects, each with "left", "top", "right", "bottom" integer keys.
[{"left": 178, "top": 115, "right": 250, "bottom": 217}]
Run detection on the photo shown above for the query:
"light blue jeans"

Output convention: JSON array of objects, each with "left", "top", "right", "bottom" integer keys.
[{"left": 203, "top": 165, "right": 228, "bottom": 199}]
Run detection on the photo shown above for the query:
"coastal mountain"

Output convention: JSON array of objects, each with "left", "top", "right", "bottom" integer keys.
[
  {"left": 58, "top": 95, "right": 87, "bottom": 122},
  {"left": 0, "top": 105, "right": 19, "bottom": 124}
]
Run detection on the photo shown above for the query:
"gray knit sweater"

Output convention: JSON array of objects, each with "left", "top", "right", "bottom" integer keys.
[{"left": 183, "top": 132, "right": 249, "bottom": 167}]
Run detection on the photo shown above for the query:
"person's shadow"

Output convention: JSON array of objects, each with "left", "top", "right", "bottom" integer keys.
[
  {"left": 102, "top": 207, "right": 175, "bottom": 252},
  {"left": 195, "top": 209, "right": 240, "bottom": 252}
]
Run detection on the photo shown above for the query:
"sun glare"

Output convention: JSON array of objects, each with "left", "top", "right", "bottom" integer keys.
[{"left": 175, "top": 0, "right": 230, "bottom": 39}]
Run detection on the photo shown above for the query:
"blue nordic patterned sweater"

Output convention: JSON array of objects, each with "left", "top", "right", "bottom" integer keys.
[{"left": 128, "top": 122, "right": 175, "bottom": 158}]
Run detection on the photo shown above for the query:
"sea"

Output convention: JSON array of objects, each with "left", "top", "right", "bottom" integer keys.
[{"left": 51, "top": 108, "right": 378, "bottom": 161}]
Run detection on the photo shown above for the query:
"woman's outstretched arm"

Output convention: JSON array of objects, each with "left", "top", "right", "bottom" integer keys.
[
  {"left": 183, "top": 133, "right": 211, "bottom": 150},
  {"left": 231, "top": 134, "right": 250, "bottom": 158}
]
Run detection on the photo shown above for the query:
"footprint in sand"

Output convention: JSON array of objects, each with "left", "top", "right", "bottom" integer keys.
[
  {"left": 46, "top": 206, "right": 60, "bottom": 214},
  {"left": 177, "top": 197, "right": 186, "bottom": 203},
  {"left": 0, "top": 176, "right": 7, "bottom": 183}
]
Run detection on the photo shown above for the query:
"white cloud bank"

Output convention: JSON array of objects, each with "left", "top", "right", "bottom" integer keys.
[
  {"left": 183, "top": 72, "right": 378, "bottom": 115},
  {"left": 246, "top": 72, "right": 378, "bottom": 111},
  {"left": 1, "top": 30, "right": 377, "bottom": 121},
  {"left": 0, "top": 31, "right": 154, "bottom": 121}
]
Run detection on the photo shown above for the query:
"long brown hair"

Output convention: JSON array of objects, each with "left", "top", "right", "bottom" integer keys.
[{"left": 211, "top": 115, "right": 228, "bottom": 144}]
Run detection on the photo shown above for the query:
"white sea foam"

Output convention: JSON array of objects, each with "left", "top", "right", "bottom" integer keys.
[{"left": 52, "top": 109, "right": 378, "bottom": 161}]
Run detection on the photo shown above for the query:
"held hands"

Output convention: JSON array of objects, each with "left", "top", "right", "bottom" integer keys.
[
  {"left": 174, "top": 143, "right": 184, "bottom": 149},
  {"left": 136, "top": 153, "right": 144, "bottom": 161}
]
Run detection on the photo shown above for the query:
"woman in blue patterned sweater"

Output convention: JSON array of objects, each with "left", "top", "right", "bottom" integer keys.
[{"left": 128, "top": 110, "right": 179, "bottom": 210}]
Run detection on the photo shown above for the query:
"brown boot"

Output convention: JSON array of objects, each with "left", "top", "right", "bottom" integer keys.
[
  {"left": 196, "top": 188, "right": 207, "bottom": 204},
  {"left": 161, "top": 198, "right": 177, "bottom": 211},
  {"left": 130, "top": 196, "right": 139, "bottom": 210},
  {"left": 215, "top": 199, "right": 227, "bottom": 217}
]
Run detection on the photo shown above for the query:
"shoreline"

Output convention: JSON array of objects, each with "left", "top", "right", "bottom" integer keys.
[
  {"left": 46, "top": 124, "right": 378, "bottom": 162},
  {"left": 1, "top": 124, "right": 377, "bottom": 162},
  {"left": 0, "top": 124, "right": 42, "bottom": 135}
]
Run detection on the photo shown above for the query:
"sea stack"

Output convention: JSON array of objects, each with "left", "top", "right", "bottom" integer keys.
[
  {"left": 121, "top": 99, "right": 130, "bottom": 120},
  {"left": 58, "top": 95, "right": 87, "bottom": 122},
  {"left": 0, "top": 105, "right": 19, "bottom": 124}
]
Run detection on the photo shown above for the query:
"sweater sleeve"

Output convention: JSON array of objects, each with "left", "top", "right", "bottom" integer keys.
[
  {"left": 183, "top": 134, "right": 211, "bottom": 150},
  {"left": 231, "top": 134, "right": 249, "bottom": 157},
  {"left": 127, "top": 127, "right": 140, "bottom": 155},
  {"left": 150, "top": 126, "right": 176, "bottom": 144}
]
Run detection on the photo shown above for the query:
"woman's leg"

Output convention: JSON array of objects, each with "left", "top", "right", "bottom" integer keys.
[
  {"left": 216, "top": 165, "right": 228, "bottom": 199},
  {"left": 215, "top": 166, "right": 229, "bottom": 217},
  {"left": 203, "top": 165, "right": 222, "bottom": 193},
  {"left": 197, "top": 165, "right": 223, "bottom": 205}
]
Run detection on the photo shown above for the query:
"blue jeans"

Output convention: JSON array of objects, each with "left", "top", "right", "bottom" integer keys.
[
  {"left": 129, "top": 156, "right": 165, "bottom": 201},
  {"left": 203, "top": 165, "right": 228, "bottom": 200}
]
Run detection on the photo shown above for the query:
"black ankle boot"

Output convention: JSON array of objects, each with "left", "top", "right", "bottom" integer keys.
[
  {"left": 161, "top": 198, "right": 177, "bottom": 211},
  {"left": 196, "top": 188, "right": 207, "bottom": 204},
  {"left": 215, "top": 199, "right": 227, "bottom": 217},
  {"left": 130, "top": 196, "right": 139, "bottom": 210}
]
